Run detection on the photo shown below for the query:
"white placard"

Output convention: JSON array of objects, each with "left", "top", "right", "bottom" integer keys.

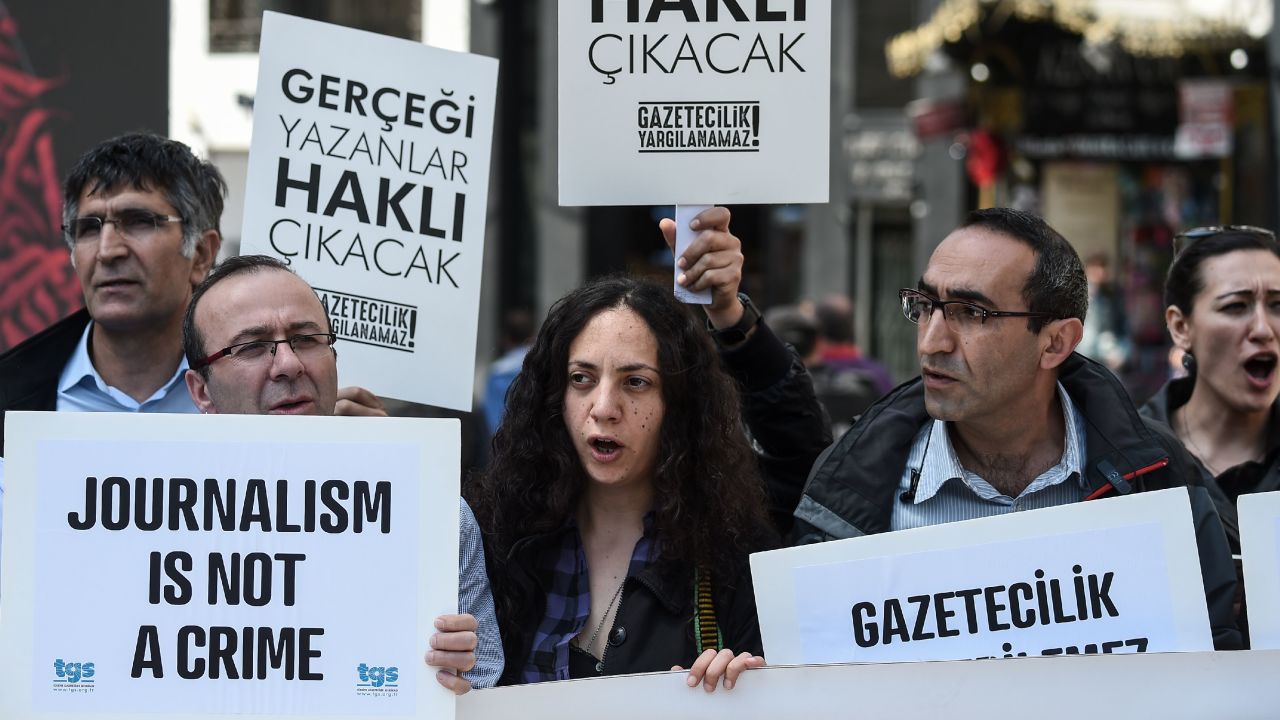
[
  {"left": 752, "top": 488, "right": 1213, "bottom": 665},
  {"left": 1240, "top": 491, "right": 1280, "bottom": 649},
  {"left": 672, "top": 205, "right": 711, "bottom": 304},
  {"left": 0, "top": 411, "right": 460, "bottom": 720},
  {"left": 458, "top": 651, "right": 1280, "bottom": 720},
  {"left": 240, "top": 12, "right": 498, "bottom": 410},
  {"left": 558, "top": 0, "right": 831, "bottom": 205}
]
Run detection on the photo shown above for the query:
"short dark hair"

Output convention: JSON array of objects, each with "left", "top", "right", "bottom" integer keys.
[
  {"left": 1165, "top": 228, "right": 1280, "bottom": 315},
  {"left": 815, "top": 298, "right": 854, "bottom": 343},
  {"left": 960, "top": 207, "right": 1088, "bottom": 332},
  {"left": 182, "top": 255, "right": 321, "bottom": 377},
  {"left": 63, "top": 132, "right": 227, "bottom": 256},
  {"left": 765, "top": 305, "right": 818, "bottom": 357}
]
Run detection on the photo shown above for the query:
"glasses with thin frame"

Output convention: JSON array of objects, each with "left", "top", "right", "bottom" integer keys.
[
  {"left": 1173, "top": 225, "right": 1276, "bottom": 256},
  {"left": 899, "top": 288, "right": 1057, "bottom": 332},
  {"left": 193, "top": 333, "right": 337, "bottom": 371},
  {"left": 62, "top": 209, "right": 184, "bottom": 244}
]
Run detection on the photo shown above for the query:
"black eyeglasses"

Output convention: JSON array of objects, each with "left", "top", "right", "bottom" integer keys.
[
  {"left": 193, "top": 333, "right": 337, "bottom": 370},
  {"left": 1174, "top": 225, "right": 1276, "bottom": 256},
  {"left": 62, "top": 209, "right": 184, "bottom": 243},
  {"left": 899, "top": 289, "right": 1056, "bottom": 332}
]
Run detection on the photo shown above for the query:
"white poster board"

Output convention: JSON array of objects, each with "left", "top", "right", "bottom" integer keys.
[
  {"left": 241, "top": 12, "right": 498, "bottom": 410},
  {"left": 752, "top": 488, "right": 1213, "bottom": 665},
  {"left": 558, "top": 0, "right": 831, "bottom": 205},
  {"left": 0, "top": 411, "right": 460, "bottom": 720},
  {"left": 1240, "top": 491, "right": 1280, "bottom": 649},
  {"left": 458, "top": 650, "right": 1280, "bottom": 720}
]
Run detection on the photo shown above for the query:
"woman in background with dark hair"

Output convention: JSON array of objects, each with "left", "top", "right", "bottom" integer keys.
[
  {"left": 1141, "top": 226, "right": 1280, "bottom": 554},
  {"left": 469, "top": 208, "right": 827, "bottom": 688}
]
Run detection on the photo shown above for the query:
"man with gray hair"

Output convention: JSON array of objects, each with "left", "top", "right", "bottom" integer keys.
[
  {"left": 0, "top": 133, "right": 225, "bottom": 453},
  {"left": 0, "top": 132, "right": 383, "bottom": 455}
]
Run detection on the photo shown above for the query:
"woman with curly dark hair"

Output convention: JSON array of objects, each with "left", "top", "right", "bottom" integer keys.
[{"left": 469, "top": 208, "right": 827, "bottom": 690}]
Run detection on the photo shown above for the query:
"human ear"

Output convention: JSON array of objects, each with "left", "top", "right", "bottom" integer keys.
[
  {"left": 184, "top": 368, "right": 218, "bottom": 414},
  {"left": 189, "top": 229, "right": 222, "bottom": 288},
  {"left": 1040, "top": 317, "right": 1084, "bottom": 371},
  {"left": 1165, "top": 305, "right": 1193, "bottom": 352}
]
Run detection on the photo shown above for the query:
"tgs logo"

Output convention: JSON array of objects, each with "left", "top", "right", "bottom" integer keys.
[
  {"left": 54, "top": 659, "right": 95, "bottom": 684},
  {"left": 357, "top": 663, "right": 398, "bottom": 688}
]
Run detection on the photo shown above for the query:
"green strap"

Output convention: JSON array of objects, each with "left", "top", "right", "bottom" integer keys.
[{"left": 692, "top": 567, "right": 722, "bottom": 654}]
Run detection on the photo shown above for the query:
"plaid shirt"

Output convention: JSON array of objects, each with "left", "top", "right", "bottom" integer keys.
[{"left": 521, "top": 515, "right": 655, "bottom": 683}]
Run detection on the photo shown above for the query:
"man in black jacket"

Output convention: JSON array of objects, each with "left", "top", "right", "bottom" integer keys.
[{"left": 792, "top": 207, "right": 1242, "bottom": 650}]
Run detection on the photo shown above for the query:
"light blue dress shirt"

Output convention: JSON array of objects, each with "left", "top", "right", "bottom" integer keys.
[
  {"left": 56, "top": 321, "right": 198, "bottom": 414},
  {"left": 891, "top": 383, "right": 1089, "bottom": 531},
  {"left": 459, "top": 497, "right": 503, "bottom": 688}
]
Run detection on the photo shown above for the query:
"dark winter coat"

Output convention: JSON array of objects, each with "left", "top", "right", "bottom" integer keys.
[
  {"left": 793, "top": 353, "right": 1243, "bottom": 650},
  {"left": 0, "top": 309, "right": 90, "bottom": 456}
]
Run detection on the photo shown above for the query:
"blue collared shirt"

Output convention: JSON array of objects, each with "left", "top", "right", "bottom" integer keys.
[
  {"left": 56, "top": 321, "right": 197, "bottom": 414},
  {"left": 459, "top": 497, "right": 504, "bottom": 688},
  {"left": 891, "top": 383, "right": 1088, "bottom": 531}
]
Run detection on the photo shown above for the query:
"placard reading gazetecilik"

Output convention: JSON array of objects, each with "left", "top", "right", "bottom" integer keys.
[
  {"left": 316, "top": 287, "right": 418, "bottom": 352},
  {"left": 637, "top": 101, "right": 760, "bottom": 152}
]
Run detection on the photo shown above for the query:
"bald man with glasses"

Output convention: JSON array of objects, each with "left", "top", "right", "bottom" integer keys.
[
  {"left": 181, "top": 254, "right": 501, "bottom": 693},
  {"left": 791, "top": 207, "right": 1243, "bottom": 650}
]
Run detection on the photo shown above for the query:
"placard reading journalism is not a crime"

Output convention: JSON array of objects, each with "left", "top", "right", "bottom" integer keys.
[
  {"left": 558, "top": 0, "right": 831, "bottom": 205},
  {"left": 752, "top": 488, "right": 1215, "bottom": 665},
  {"left": 241, "top": 12, "right": 497, "bottom": 410},
  {"left": 0, "top": 412, "right": 461, "bottom": 720}
]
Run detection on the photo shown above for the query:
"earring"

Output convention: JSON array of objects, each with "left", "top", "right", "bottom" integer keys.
[{"left": 1181, "top": 351, "right": 1196, "bottom": 373}]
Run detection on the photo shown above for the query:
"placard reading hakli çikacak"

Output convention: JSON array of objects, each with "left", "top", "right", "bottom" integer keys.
[
  {"left": 0, "top": 412, "right": 461, "bottom": 720},
  {"left": 558, "top": 0, "right": 831, "bottom": 205},
  {"left": 752, "top": 488, "right": 1216, "bottom": 665},
  {"left": 240, "top": 12, "right": 497, "bottom": 411}
]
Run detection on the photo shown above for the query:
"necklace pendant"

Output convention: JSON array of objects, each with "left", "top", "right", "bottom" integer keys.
[{"left": 595, "top": 661, "right": 604, "bottom": 673}]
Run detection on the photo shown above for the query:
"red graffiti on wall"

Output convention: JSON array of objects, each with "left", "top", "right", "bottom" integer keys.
[{"left": 0, "top": 11, "right": 80, "bottom": 353}]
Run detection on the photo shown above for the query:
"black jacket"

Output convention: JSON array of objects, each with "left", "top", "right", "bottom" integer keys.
[
  {"left": 1140, "top": 376, "right": 1280, "bottom": 553},
  {"left": 491, "top": 320, "right": 826, "bottom": 684},
  {"left": 721, "top": 321, "right": 833, "bottom": 534},
  {"left": 498, "top": 530, "right": 763, "bottom": 685},
  {"left": 792, "top": 353, "right": 1243, "bottom": 650},
  {"left": 0, "top": 309, "right": 90, "bottom": 456}
]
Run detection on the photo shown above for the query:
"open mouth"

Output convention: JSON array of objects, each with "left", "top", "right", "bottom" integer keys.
[
  {"left": 1244, "top": 354, "right": 1277, "bottom": 382},
  {"left": 589, "top": 437, "right": 622, "bottom": 458}
]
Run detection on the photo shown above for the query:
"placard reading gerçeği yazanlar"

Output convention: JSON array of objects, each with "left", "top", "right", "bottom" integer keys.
[{"left": 242, "top": 12, "right": 497, "bottom": 410}]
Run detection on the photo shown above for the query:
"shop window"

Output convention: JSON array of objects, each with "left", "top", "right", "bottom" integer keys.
[{"left": 210, "top": 0, "right": 421, "bottom": 53}]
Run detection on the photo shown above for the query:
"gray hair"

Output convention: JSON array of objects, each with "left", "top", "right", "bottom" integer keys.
[{"left": 62, "top": 132, "right": 226, "bottom": 257}]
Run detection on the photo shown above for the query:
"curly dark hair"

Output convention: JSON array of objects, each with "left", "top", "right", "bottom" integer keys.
[{"left": 468, "top": 275, "right": 774, "bottom": 646}]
